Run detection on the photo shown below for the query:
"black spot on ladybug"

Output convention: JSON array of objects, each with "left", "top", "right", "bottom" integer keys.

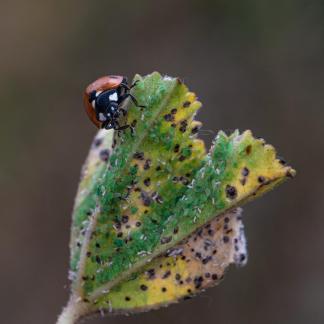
[
  {"left": 173, "top": 226, "right": 179, "bottom": 234},
  {"left": 156, "top": 165, "right": 161, "bottom": 171},
  {"left": 174, "top": 144, "right": 180, "bottom": 153},
  {"left": 183, "top": 101, "right": 191, "bottom": 108},
  {"left": 86, "top": 251, "right": 91, "bottom": 257},
  {"left": 161, "top": 287, "right": 167, "bottom": 292},
  {"left": 117, "top": 232, "right": 123, "bottom": 238},
  {"left": 133, "top": 152, "right": 144, "bottom": 160},
  {"left": 245, "top": 145, "right": 252, "bottom": 155},
  {"left": 135, "top": 221, "right": 142, "bottom": 227},
  {"left": 95, "top": 242, "right": 100, "bottom": 248},
  {"left": 125, "top": 296, "right": 131, "bottom": 301},
  {"left": 226, "top": 185, "right": 237, "bottom": 199},
  {"left": 171, "top": 108, "right": 177, "bottom": 114},
  {"left": 88, "top": 91, "right": 96, "bottom": 102},
  {"left": 175, "top": 273, "right": 181, "bottom": 280},
  {"left": 95, "top": 255, "right": 101, "bottom": 264},
  {"left": 212, "top": 273, "right": 218, "bottom": 280}
]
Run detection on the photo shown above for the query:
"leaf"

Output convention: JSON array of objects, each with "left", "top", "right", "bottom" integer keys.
[
  {"left": 94, "top": 208, "right": 246, "bottom": 313},
  {"left": 60, "top": 72, "right": 295, "bottom": 323}
]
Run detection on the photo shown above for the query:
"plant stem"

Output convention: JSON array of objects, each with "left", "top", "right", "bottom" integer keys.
[{"left": 56, "top": 295, "right": 89, "bottom": 324}]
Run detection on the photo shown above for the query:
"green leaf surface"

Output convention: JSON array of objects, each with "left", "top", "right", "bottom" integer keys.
[
  {"left": 66, "top": 72, "right": 295, "bottom": 319},
  {"left": 94, "top": 208, "right": 246, "bottom": 314}
]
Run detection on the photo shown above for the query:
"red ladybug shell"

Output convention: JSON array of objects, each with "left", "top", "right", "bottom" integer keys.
[{"left": 84, "top": 75, "right": 124, "bottom": 128}]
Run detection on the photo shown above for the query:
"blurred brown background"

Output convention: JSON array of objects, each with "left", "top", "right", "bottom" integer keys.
[{"left": 1, "top": 1, "right": 323, "bottom": 323}]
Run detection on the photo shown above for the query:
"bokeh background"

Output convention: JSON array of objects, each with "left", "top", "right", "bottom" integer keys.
[{"left": 1, "top": 1, "right": 323, "bottom": 323}]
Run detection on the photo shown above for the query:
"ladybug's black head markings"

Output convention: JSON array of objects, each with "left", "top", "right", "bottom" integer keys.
[{"left": 84, "top": 75, "right": 144, "bottom": 130}]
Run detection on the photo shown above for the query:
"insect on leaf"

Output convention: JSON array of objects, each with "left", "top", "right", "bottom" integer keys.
[{"left": 60, "top": 72, "right": 295, "bottom": 323}]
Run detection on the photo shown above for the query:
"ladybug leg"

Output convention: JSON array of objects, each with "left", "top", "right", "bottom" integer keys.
[
  {"left": 119, "top": 108, "right": 127, "bottom": 116},
  {"left": 120, "top": 83, "right": 130, "bottom": 91},
  {"left": 116, "top": 125, "right": 130, "bottom": 131},
  {"left": 119, "top": 93, "right": 146, "bottom": 108},
  {"left": 113, "top": 120, "right": 130, "bottom": 131},
  {"left": 128, "top": 93, "right": 146, "bottom": 108},
  {"left": 130, "top": 80, "right": 140, "bottom": 89},
  {"left": 120, "top": 80, "right": 139, "bottom": 91}
]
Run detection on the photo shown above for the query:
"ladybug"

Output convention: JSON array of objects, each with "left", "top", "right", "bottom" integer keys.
[{"left": 84, "top": 75, "right": 144, "bottom": 130}]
